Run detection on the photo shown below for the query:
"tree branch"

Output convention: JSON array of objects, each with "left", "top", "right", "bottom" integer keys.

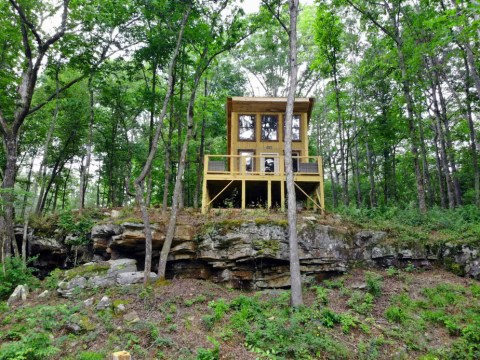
[
  {"left": 262, "top": 0, "right": 290, "bottom": 34},
  {"left": 9, "top": 0, "right": 43, "bottom": 47}
]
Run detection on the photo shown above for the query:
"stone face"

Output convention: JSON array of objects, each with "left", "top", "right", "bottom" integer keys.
[
  {"left": 96, "top": 296, "right": 111, "bottom": 310},
  {"left": 38, "top": 290, "right": 50, "bottom": 299},
  {"left": 123, "top": 311, "right": 140, "bottom": 323},
  {"left": 117, "top": 272, "right": 158, "bottom": 285},
  {"left": 7, "top": 285, "right": 29, "bottom": 306},
  {"left": 91, "top": 224, "right": 123, "bottom": 238},
  {"left": 52, "top": 218, "right": 480, "bottom": 290}
]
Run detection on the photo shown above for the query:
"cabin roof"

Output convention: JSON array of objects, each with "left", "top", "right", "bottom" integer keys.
[{"left": 226, "top": 97, "right": 315, "bottom": 155}]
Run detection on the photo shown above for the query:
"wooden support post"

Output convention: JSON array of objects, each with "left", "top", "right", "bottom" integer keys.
[
  {"left": 319, "top": 157, "right": 325, "bottom": 214},
  {"left": 201, "top": 156, "right": 209, "bottom": 214},
  {"left": 241, "top": 179, "right": 246, "bottom": 210},
  {"left": 280, "top": 180, "right": 285, "bottom": 211},
  {"left": 267, "top": 180, "right": 272, "bottom": 211}
]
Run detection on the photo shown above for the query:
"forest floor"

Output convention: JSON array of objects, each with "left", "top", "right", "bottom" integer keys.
[{"left": 1, "top": 266, "right": 479, "bottom": 359}]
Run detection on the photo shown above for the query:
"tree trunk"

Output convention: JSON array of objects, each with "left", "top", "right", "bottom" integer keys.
[
  {"left": 1, "top": 135, "right": 18, "bottom": 257},
  {"left": 146, "top": 62, "right": 157, "bottom": 208},
  {"left": 194, "top": 77, "right": 208, "bottom": 209},
  {"left": 433, "top": 125, "right": 447, "bottom": 208},
  {"left": 158, "top": 49, "right": 209, "bottom": 279},
  {"left": 284, "top": 0, "right": 303, "bottom": 307},
  {"left": 332, "top": 68, "right": 348, "bottom": 206},
  {"left": 79, "top": 76, "right": 95, "bottom": 210},
  {"left": 133, "top": 7, "right": 190, "bottom": 285},
  {"left": 20, "top": 154, "right": 35, "bottom": 219},
  {"left": 365, "top": 142, "right": 376, "bottom": 208},
  {"left": 464, "top": 53, "right": 480, "bottom": 206}
]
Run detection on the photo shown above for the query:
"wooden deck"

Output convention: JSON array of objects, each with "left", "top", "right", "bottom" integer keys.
[{"left": 201, "top": 155, "right": 325, "bottom": 213}]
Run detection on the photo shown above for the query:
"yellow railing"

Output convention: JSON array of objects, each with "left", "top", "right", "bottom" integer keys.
[{"left": 205, "top": 154, "right": 323, "bottom": 177}]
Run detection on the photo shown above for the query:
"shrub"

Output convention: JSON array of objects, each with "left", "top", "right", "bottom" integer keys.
[
  {"left": 365, "top": 271, "right": 383, "bottom": 298},
  {"left": 347, "top": 291, "right": 374, "bottom": 315},
  {"left": 0, "top": 332, "right": 59, "bottom": 360},
  {"left": 385, "top": 306, "right": 408, "bottom": 324},
  {"left": 0, "top": 257, "right": 40, "bottom": 300}
]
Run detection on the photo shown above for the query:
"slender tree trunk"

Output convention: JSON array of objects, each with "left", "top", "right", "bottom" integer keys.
[
  {"left": 158, "top": 48, "right": 209, "bottom": 279},
  {"left": 332, "top": 69, "right": 348, "bottom": 206},
  {"left": 146, "top": 62, "right": 157, "bottom": 207},
  {"left": 365, "top": 142, "right": 376, "bottom": 208},
  {"left": 434, "top": 68, "right": 461, "bottom": 205},
  {"left": 194, "top": 77, "right": 208, "bottom": 209},
  {"left": 417, "top": 108, "right": 434, "bottom": 207},
  {"left": 284, "top": 0, "right": 303, "bottom": 307},
  {"left": 430, "top": 80, "right": 455, "bottom": 208},
  {"left": 20, "top": 154, "right": 35, "bottom": 219},
  {"left": 162, "top": 111, "right": 174, "bottom": 212},
  {"left": 133, "top": 7, "right": 190, "bottom": 285},
  {"left": 1, "top": 135, "right": 18, "bottom": 257},
  {"left": 433, "top": 125, "right": 447, "bottom": 208},
  {"left": 79, "top": 76, "right": 95, "bottom": 210},
  {"left": 464, "top": 54, "right": 480, "bottom": 205}
]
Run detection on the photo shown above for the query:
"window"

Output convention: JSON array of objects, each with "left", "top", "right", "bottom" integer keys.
[
  {"left": 238, "top": 114, "right": 255, "bottom": 141},
  {"left": 238, "top": 150, "right": 254, "bottom": 172},
  {"left": 284, "top": 114, "right": 301, "bottom": 141},
  {"left": 261, "top": 115, "right": 278, "bottom": 141}
]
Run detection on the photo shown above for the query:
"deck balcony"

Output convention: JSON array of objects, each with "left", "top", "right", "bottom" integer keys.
[{"left": 201, "top": 154, "right": 325, "bottom": 213}]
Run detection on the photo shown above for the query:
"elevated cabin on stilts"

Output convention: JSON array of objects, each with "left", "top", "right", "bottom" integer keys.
[{"left": 201, "top": 97, "right": 324, "bottom": 213}]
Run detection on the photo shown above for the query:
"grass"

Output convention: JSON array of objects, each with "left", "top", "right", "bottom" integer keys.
[
  {"left": 2, "top": 269, "right": 477, "bottom": 359},
  {"left": 335, "top": 205, "right": 480, "bottom": 246}
]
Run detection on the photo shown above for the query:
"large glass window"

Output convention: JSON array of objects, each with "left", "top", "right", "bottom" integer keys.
[
  {"left": 238, "top": 114, "right": 255, "bottom": 141},
  {"left": 238, "top": 150, "right": 254, "bottom": 172},
  {"left": 284, "top": 114, "right": 301, "bottom": 141},
  {"left": 261, "top": 115, "right": 278, "bottom": 141}
]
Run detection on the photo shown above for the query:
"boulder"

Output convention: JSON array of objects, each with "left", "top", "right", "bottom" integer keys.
[
  {"left": 123, "top": 311, "right": 140, "bottom": 323},
  {"left": 7, "top": 285, "right": 29, "bottom": 306},
  {"left": 96, "top": 296, "right": 111, "bottom": 310},
  {"left": 117, "top": 272, "right": 158, "bottom": 285}
]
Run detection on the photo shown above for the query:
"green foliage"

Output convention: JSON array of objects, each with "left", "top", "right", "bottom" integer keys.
[
  {"left": 0, "top": 332, "right": 59, "bottom": 360},
  {"left": 365, "top": 271, "right": 383, "bottom": 298},
  {"left": 196, "top": 337, "right": 220, "bottom": 360},
  {"left": 0, "top": 257, "right": 40, "bottom": 300},
  {"left": 43, "top": 269, "right": 63, "bottom": 290},
  {"left": 313, "top": 285, "right": 329, "bottom": 305},
  {"left": 77, "top": 351, "right": 106, "bottom": 360},
  {"left": 347, "top": 291, "right": 374, "bottom": 315},
  {"left": 385, "top": 306, "right": 408, "bottom": 324},
  {"left": 58, "top": 211, "right": 95, "bottom": 245}
]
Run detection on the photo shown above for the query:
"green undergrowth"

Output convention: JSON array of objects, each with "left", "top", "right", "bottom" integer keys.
[
  {"left": 336, "top": 205, "right": 480, "bottom": 246},
  {"left": 1, "top": 269, "right": 479, "bottom": 359}
]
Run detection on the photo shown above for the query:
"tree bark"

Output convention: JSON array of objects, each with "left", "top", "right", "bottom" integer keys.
[
  {"left": 194, "top": 77, "right": 208, "bottom": 209},
  {"left": 79, "top": 76, "right": 95, "bottom": 210},
  {"left": 284, "top": 0, "right": 303, "bottom": 307},
  {"left": 133, "top": 7, "right": 190, "bottom": 285}
]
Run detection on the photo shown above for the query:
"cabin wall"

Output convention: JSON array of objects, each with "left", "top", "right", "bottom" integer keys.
[{"left": 229, "top": 111, "right": 309, "bottom": 169}]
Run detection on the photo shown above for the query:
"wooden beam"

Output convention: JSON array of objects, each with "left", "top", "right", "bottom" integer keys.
[
  {"left": 206, "top": 180, "right": 234, "bottom": 207},
  {"left": 280, "top": 180, "right": 285, "bottom": 211},
  {"left": 294, "top": 182, "right": 322, "bottom": 209},
  {"left": 241, "top": 180, "right": 246, "bottom": 210},
  {"left": 267, "top": 180, "right": 272, "bottom": 210}
]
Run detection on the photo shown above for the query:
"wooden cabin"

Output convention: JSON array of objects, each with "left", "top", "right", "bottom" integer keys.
[{"left": 201, "top": 97, "right": 324, "bottom": 213}]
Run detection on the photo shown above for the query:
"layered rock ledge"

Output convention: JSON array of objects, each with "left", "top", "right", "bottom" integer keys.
[{"left": 88, "top": 217, "right": 479, "bottom": 289}]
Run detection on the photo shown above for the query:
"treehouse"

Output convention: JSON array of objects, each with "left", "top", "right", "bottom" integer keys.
[{"left": 201, "top": 97, "right": 324, "bottom": 213}]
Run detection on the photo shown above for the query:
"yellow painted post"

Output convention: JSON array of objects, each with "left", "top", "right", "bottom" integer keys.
[
  {"left": 267, "top": 180, "right": 272, "bottom": 211},
  {"left": 319, "top": 156, "right": 325, "bottom": 214},
  {"left": 112, "top": 351, "right": 131, "bottom": 360},
  {"left": 280, "top": 180, "right": 285, "bottom": 212},
  {"left": 241, "top": 179, "right": 246, "bottom": 210},
  {"left": 201, "top": 155, "right": 209, "bottom": 214}
]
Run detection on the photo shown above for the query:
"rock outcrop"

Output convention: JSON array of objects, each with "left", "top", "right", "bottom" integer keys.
[
  {"left": 57, "top": 258, "right": 158, "bottom": 297},
  {"left": 87, "top": 217, "right": 477, "bottom": 289}
]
